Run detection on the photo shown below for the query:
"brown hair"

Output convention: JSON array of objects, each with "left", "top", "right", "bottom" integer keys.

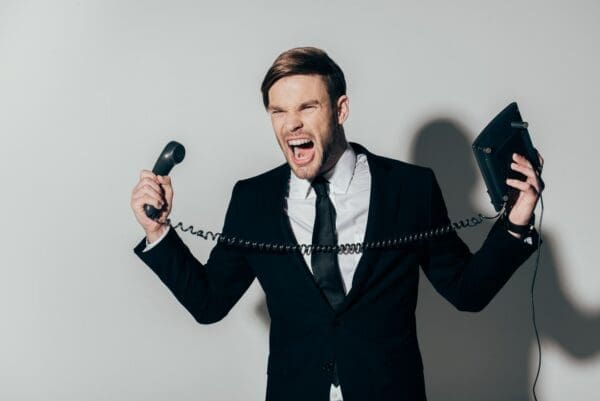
[{"left": 260, "top": 47, "right": 346, "bottom": 108}]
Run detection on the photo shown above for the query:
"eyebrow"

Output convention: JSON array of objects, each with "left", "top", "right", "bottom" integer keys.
[
  {"left": 268, "top": 99, "right": 322, "bottom": 113},
  {"left": 268, "top": 105, "right": 284, "bottom": 112},
  {"left": 299, "top": 99, "right": 320, "bottom": 108}
]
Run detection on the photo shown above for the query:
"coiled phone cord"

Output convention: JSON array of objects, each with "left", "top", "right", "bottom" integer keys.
[{"left": 166, "top": 210, "right": 503, "bottom": 255}]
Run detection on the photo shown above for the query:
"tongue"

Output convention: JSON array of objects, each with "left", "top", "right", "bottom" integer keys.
[
  {"left": 294, "top": 145, "right": 312, "bottom": 160},
  {"left": 294, "top": 146, "right": 304, "bottom": 158}
]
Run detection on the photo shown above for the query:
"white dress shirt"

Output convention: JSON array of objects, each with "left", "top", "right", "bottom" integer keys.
[{"left": 286, "top": 145, "right": 370, "bottom": 294}]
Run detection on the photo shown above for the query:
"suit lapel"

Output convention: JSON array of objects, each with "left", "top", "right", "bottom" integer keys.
[
  {"left": 273, "top": 164, "right": 333, "bottom": 305},
  {"left": 340, "top": 143, "right": 395, "bottom": 310}
]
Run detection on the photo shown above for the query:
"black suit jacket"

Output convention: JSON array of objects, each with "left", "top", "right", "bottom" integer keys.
[{"left": 134, "top": 143, "right": 538, "bottom": 401}]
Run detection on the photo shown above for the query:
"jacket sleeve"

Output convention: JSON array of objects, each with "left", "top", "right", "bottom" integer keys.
[
  {"left": 417, "top": 169, "right": 539, "bottom": 312},
  {"left": 133, "top": 181, "right": 255, "bottom": 323}
]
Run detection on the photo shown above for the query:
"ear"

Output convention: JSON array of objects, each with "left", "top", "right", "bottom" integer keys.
[{"left": 335, "top": 95, "right": 349, "bottom": 125}]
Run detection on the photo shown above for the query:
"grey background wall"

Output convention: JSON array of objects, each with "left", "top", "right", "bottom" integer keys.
[{"left": 1, "top": 0, "right": 598, "bottom": 400}]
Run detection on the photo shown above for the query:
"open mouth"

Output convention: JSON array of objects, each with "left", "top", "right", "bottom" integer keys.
[{"left": 287, "top": 138, "right": 315, "bottom": 165}]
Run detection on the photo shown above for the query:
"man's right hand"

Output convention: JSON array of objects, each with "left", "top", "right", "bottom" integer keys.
[{"left": 130, "top": 170, "right": 174, "bottom": 243}]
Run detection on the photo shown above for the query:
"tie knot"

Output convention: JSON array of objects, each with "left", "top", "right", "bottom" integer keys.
[{"left": 312, "top": 176, "right": 329, "bottom": 198}]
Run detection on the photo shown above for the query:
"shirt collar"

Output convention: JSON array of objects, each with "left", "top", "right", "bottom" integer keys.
[{"left": 288, "top": 144, "right": 357, "bottom": 199}]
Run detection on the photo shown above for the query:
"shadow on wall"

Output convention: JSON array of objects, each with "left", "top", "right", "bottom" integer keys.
[{"left": 409, "top": 119, "right": 600, "bottom": 401}]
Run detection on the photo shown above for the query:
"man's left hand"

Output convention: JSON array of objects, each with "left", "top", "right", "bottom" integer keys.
[{"left": 506, "top": 152, "right": 545, "bottom": 226}]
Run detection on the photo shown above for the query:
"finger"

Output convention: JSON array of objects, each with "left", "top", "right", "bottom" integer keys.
[
  {"left": 526, "top": 176, "right": 542, "bottom": 194},
  {"left": 131, "top": 177, "right": 162, "bottom": 198},
  {"left": 133, "top": 183, "right": 164, "bottom": 199},
  {"left": 157, "top": 175, "right": 172, "bottom": 190},
  {"left": 156, "top": 175, "right": 171, "bottom": 185},
  {"left": 157, "top": 175, "right": 171, "bottom": 185},
  {"left": 506, "top": 178, "right": 536, "bottom": 193},
  {"left": 138, "top": 177, "right": 162, "bottom": 193},
  {"left": 133, "top": 194, "right": 164, "bottom": 211},
  {"left": 139, "top": 169, "right": 159, "bottom": 182},
  {"left": 510, "top": 162, "right": 537, "bottom": 180},
  {"left": 132, "top": 187, "right": 165, "bottom": 206},
  {"left": 512, "top": 153, "right": 533, "bottom": 169}
]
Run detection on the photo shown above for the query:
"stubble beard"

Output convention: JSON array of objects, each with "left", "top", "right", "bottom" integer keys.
[{"left": 319, "top": 121, "right": 346, "bottom": 177}]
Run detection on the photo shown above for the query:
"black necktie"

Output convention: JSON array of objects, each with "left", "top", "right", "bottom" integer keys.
[{"left": 311, "top": 176, "right": 346, "bottom": 311}]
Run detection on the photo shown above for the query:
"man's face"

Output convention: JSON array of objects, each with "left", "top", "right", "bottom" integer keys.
[{"left": 267, "top": 74, "right": 348, "bottom": 180}]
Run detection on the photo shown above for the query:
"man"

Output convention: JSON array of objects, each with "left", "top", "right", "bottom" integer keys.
[{"left": 130, "top": 47, "right": 544, "bottom": 401}]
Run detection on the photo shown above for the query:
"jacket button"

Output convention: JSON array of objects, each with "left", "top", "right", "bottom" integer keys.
[
  {"left": 321, "top": 361, "right": 334, "bottom": 372},
  {"left": 333, "top": 318, "right": 341, "bottom": 327}
]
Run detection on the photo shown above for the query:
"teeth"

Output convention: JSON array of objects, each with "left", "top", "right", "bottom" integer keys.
[{"left": 287, "top": 138, "right": 312, "bottom": 146}]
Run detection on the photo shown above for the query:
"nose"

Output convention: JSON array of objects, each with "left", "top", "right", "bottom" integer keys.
[{"left": 284, "top": 112, "right": 303, "bottom": 133}]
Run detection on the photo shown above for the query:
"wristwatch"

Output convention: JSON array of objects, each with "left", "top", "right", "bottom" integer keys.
[{"left": 505, "top": 213, "right": 535, "bottom": 237}]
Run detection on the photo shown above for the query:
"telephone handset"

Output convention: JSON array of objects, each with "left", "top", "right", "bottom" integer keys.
[
  {"left": 143, "top": 141, "right": 186, "bottom": 220},
  {"left": 144, "top": 102, "right": 541, "bottom": 255}
]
